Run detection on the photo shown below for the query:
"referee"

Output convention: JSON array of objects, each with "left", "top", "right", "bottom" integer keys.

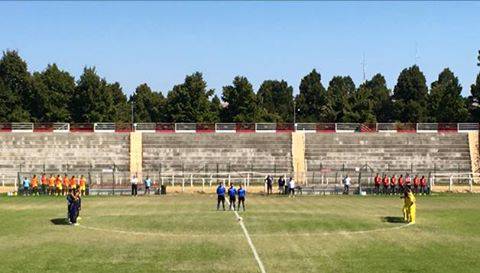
[{"left": 216, "top": 182, "right": 226, "bottom": 211}]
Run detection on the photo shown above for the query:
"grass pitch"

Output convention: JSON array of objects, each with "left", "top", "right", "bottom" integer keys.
[{"left": 1, "top": 193, "right": 480, "bottom": 273}]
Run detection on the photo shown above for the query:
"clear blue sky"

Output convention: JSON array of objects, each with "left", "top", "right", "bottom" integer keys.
[{"left": 1, "top": 1, "right": 479, "bottom": 97}]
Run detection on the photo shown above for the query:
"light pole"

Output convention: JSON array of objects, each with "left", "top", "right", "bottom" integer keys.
[
  {"left": 131, "top": 101, "right": 134, "bottom": 131},
  {"left": 293, "top": 100, "right": 296, "bottom": 125}
]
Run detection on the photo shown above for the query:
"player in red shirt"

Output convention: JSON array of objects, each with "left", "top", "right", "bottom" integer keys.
[
  {"left": 413, "top": 175, "right": 420, "bottom": 194},
  {"left": 398, "top": 174, "right": 404, "bottom": 193},
  {"left": 405, "top": 174, "right": 412, "bottom": 189},
  {"left": 374, "top": 173, "right": 381, "bottom": 195},
  {"left": 420, "top": 175, "right": 427, "bottom": 195},
  {"left": 390, "top": 175, "right": 397, "bottom": 195},
  {"left": 382, "top": 175, "right": 389, "bottom": 195}
]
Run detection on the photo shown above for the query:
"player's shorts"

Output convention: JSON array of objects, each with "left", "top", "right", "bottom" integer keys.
[
  {"left": 229, "top": 196, "right": 236, "bottom": 202},
  {"left": 238, "top": 197, "right": 245, "bottom": 202},
  {"left": 80, "top": 186, "right": 86, "bottom": 191},
  {"left": 218, "top": 195, "right": 225, "bottom": 202}
]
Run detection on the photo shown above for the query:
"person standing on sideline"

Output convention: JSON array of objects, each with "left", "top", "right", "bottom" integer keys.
[
  {"left": 41, "top": 173, "right": 47, "bottom": 195},
  {"left": 382, "top": 175, "right": 390, "bottom": 195},
  {"left": 405, "top": 174, "right": 412, "bottom": 188},
  {"left": 69, "top": 175, "right": 77, "bottom": 191},
  {"left": 144, "top": 175, "right": 152, "bottom": 195},
  {"left": 284, "top": 177, "right": 290, "bottom": 195},
  {"left": 237, "top": 184, "right": 246, "bottom": 211},
  {"left": 278, "top": 175, "right": 285, "bottom": 195},
  {"left": 216, "top": 182, "right": 226, "bottom": 211},
  {"left": 79, "top": 175, "right": 87, "bottom": 196},
  {"left": 390, "top": 175, "right": 397, "bottom": 195},
  {"left": 288, "top": 177, "right": 295, "bottom": 197},
  {"left": 22, "top": 176, "right": 30, "bottom": 196},
  {"left": 228, "top": 184, "right": 237, "bottom": 211},
  {"left": 398, "top": 174, "right": 405, "bottom": 194},
  {"left": 131, "top": 175, "right": 138, "bottom": 196},
  {"left": 55, "top": 175, "right": 63, "bottom": 196},
  {"left": 62, "top": 174, "right": 69, "bottom": 196},
  {"left": 374, "top": 173, "right": 381, "bottom": 195},
  {"left": 420, "top": 176, "right": 427, "bottom": 195},
  {"left": 265, "top": 175, "right": 273, "bottom": 195},
  {"left": 413, "top": 175, "right": 420, "bottom": 194},
  {"left": 31, "top": 175, "right": 39, "bottom": 196},
  {"left": 48, "top": 174, "right": 56, "bottom": 195},
  {"left": 343, "top": 174, "right": 351, "bottom": 195}
]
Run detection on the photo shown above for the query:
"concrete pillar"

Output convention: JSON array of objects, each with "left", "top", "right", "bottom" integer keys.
[
  {"left": 468, "top": 132, "right": 479, "bottom": 183},
  {"left": 291, "top": 132, "right": 306, "bottom": 184},
  {"left": 129, "top": 132, "right": 143, "bottom": 180}
]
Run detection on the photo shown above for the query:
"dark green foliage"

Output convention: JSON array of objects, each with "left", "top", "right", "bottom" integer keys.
[
  {"left": 71, "top": 67, "right": 129, "bottom": 122},
  {"left": 130, "top": 83, "right": 165, "bottom": 122},
  {"left": 392, "top": 65, "right": 429, "bottom": 122},
  {"left": 0, "top": 50, "right": 32, "bottom": 121},
  {"left": 296, "top": 69, "right": 334, "bottom": 122},
  {"left": 359, "top": 74, "right": 393, "bottom": 122},
  {"left": 468, "top": 73, "right": 480, "bottom": 121},
  {"left": 428, "top": 68, "right": 468, "bottom": 122},
  {"left": 326, "top": 76, "right": 355, "bottom": 122},
  {"left": 221, "top": 76, "right": 265, "bottom": 122},
  {"left": 31, "top": 64, "right": 75, "bottom": 122},
  {"left": 165, "top": 72, "right": 218, "bottom": 122},
  {"left": 257, "top": 80, "right": 294, "bottom": 122}
]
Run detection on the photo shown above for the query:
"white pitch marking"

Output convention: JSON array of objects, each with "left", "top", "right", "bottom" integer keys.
[{"left": 226, "top": 199, "right": 267, "bottom": 273}]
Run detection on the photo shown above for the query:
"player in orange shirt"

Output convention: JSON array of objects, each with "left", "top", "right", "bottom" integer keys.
[
  {"left": 55, "top": 175, "right": 63, "bottom": 196},
  {"left": 79, "top": 175, "right": 87, "bottom": 196},
  {"left": 31, "top": 175, "right": 39, "bottom": 196},
  {"left": 70, "top": 175, "right": 77, "bottom": 190},
  {"left": 41, "top": 173, "right": 48, "bottom": 195},
  {"left": 62, "top": 174, "right": 69, "bottom": 196},
  {"left": 48, "top": 174, "right": 56, "bottom": 195}
]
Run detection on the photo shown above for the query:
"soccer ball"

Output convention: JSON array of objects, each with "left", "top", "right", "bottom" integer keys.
[{"left": 237, "top": 216, "right": 243, "bottom": 221}]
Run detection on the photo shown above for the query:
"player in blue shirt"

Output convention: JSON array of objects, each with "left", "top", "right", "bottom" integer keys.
[
  {"left": 228, "top": 184, "right": 237, "bottom": 211},
  {"left": 216, "top": 182, "right": 226, "bottom": 211},
  {"left": 237, "top": 184, "right": 246, "bottom": 211},
  {"left": 22, "top": 177, "right": 30, "bottom": 196}
]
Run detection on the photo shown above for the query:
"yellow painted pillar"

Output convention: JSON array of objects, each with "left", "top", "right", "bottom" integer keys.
[
  {"left": 130, "top": 132, "right": 143, "bottom": 180},
  {"left": 291, "top": 132, "right": 306, "bottom": 184},
  {"left": 468, "top": 132, "right": 479, "bottom": 183}
]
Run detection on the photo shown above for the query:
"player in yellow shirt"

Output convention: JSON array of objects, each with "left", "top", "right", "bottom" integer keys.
[
  {"left": 48, "top": 174, "right": 56, "bottom": 196},
  {"left": 79, "top": 175, "right": 87, "bottom": 196},
  {"left": 55, "top": 175, "right": 63, "bottom": 196},
  {"left": 401, "top": 188, "right": 416, "bottom": 224}
]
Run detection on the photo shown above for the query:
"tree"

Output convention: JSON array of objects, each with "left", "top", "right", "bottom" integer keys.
[
  {"left": 326, "top": 76, "right": 355, "bottom": 122},
  {"left": 428, "top": 68, "right": 468, "bottom": 122},
  {"left": 392, "top": 65, "right": 429, "bottom": 122},
  {"left": 360, "top": 74, "right": 393, "bottom": 122},
  {"left": 468, "top": 73, "right": 480, "bottom": 121},
  {"left": 165, "top": 72, "right": 218, "bottom": 122},
  {"left": 71, "top": 67, "right": 128, "bottom": 122},
  {"left": 31, "top": 64, "right": 75, "bottom": 122},
  {"left": 344, "top": 85, "right": 377, "bottom": 123},
  {"left": 257, "top": 80, "right": 294, "bottom": 122},
  {"left": 0, "top": 50, "right": 32, "bottom": 121},
  {"left": 130, "top": 83, "right": 165, "bottom": 122},
  {"left": 296, "top": 69, "right": 333, "bottom": 122},
  {"left": 221, "top": 76, "right": 265, "bottom": 122}
]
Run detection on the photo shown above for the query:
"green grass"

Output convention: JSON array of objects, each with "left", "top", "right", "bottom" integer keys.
[{"left": 1, "top": 193, "right": 480, "bottom": 273}]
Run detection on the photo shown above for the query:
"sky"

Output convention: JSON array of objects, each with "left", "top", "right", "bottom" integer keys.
[{"left": 1, "top": 1, "right": 479, "bottom": 97}]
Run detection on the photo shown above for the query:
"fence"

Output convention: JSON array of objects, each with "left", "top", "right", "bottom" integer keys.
[{"left": 0, "top": 122, "right": 478, "bottom": 134}]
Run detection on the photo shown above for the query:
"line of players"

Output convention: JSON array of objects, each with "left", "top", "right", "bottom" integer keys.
[
  {"left": 374, "top": 173, "right": 429, "bottom": 195},
  {"left": 216, "top": 182, "right": 247, "bottom": 211},
  {"left": 21, "top": 174, "right": 87, "bottom": 196}
]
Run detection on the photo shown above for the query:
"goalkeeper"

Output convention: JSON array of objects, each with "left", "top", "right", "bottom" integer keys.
[{"left": 401, "top": 188, "right": 416, "bottom": 224}]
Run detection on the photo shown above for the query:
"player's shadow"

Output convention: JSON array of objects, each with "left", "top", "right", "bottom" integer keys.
[
  {"left": 50, "top": 218, "right": 70, "bottom": 225},
  {"left": 381, "top": 216, "right": 404, "bottom": 223}
]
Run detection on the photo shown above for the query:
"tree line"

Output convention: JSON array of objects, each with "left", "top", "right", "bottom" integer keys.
[{"left": 1, "top": 50, "right": 480, "bottom": 123}]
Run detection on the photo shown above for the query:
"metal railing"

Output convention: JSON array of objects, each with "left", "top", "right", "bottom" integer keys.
[{"left": 0, "top": 122, "right": 478, "bottom": 134}]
